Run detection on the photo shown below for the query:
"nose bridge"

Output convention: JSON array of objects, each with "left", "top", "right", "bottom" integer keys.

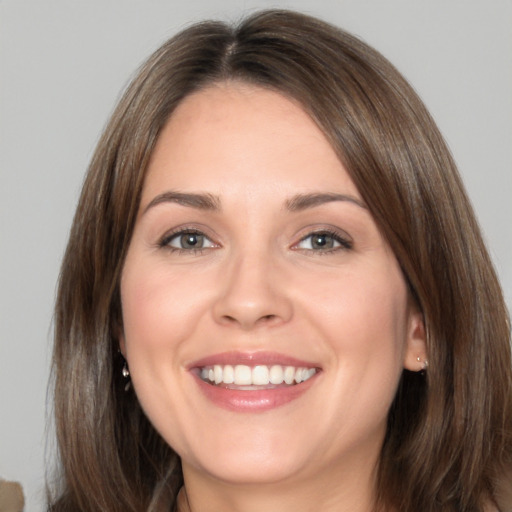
[{"left": 213, "top": 244, "right": 293, "bottom": 329}]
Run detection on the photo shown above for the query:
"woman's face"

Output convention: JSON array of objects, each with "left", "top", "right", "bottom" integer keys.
[{"left": 120, "top": 83, "right": 425, "bottom": 488}]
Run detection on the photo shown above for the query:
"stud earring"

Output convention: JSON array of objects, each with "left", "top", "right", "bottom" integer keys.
[
  {"left": 122, "top": 361, "right": 131, "bottom": 391},
  {"left": 417, "top": 356, "right": 428, "bottom": 373}
]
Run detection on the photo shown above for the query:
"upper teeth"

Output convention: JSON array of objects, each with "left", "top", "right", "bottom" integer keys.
[{"left": 200, "top": 364, "right": 317, "bottom": 386}]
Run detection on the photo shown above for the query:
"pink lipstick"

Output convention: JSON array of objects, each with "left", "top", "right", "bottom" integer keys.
[{"left": 189, "top": 351, "right": 320, "bottom": 412}]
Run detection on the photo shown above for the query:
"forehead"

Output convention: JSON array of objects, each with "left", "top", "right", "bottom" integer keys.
[{"left": 142, "top": 83, "right": 359, "bottom": 202}]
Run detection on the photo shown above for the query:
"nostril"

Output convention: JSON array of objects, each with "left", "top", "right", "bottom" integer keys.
[
  {"left": 255, "top": 314, "right": 280, "bottom": 326},
  {"left": 220, "top": 313, "right": 278, "bottom": 327}
]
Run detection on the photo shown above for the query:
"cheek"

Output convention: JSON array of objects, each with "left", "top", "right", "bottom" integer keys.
[
  {"left": 297, "top": 262, "right": 409, "bottom": 391},
  {"left": 121, "top": 258, "right": 208, "bottom": 353},
  {"left": 120, "top": 261, "right": 202, "bottom": 408},
  {"left": 304, "top": 264, "right": 408, "bottom": 342},
  {"left": 119, "top": 258, "right": 203, "bottom": 438}
]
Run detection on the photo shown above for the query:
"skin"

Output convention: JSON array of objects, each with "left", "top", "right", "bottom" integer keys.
[{"left": 120, "top": 83, "right": 427, "bottom": 512}]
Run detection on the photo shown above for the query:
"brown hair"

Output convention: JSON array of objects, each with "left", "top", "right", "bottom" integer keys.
[{"left": 49, "top": 9, "right": 512, "bottom": 511}]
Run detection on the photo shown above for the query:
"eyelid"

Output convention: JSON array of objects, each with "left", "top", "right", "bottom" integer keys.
[
  {"left": 158, "top": 226, "right": 219, "bottom": 253},
  {"left": 292, "top": 227, "right": 353, "bottom": 252}
]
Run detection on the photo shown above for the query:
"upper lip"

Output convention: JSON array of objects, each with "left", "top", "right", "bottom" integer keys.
[{"left": 187, "top": 351, "right": 320, "bottom": 370}]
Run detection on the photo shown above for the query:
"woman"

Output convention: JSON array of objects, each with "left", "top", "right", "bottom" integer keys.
[{"left": 49, "top": 9, "right": 512, "bottom": 512}]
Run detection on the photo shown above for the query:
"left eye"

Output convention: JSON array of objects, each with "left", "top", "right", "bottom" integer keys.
[
  {"left": 295, "top": 231, "right": 350, "bottom": 251},
  {"left": 163, "top": 231, "right": 215, "bottom": 250}
]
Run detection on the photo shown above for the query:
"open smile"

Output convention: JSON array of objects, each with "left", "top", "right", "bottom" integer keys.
[
  {"left": 199, "top": 364, "right": 317, "bottom": 388},
  {"left": 189, "top": 352, "right": 321, "bottom": 412}
]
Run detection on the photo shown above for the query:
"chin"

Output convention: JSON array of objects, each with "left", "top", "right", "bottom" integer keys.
[
  {"left": 179, "top": 425, "right": 315, "bottom": 485},
  {"left": 188, "top": 452, "right": 308, "bottom": 486}
]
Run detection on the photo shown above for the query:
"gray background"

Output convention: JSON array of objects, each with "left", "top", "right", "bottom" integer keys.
[{"left": 1, "top": 0, "right": 511, "bottom": 509}]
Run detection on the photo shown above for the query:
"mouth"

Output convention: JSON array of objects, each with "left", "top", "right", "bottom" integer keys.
[
  {"left": 198, "top": 364, "right": 318, "bottom": 389},
  {"left": 189, "top": 352, "right": 321, "bottom": 412}
]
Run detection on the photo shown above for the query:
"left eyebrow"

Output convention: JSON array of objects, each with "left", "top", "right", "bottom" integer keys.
[{"left": 285, "top": 192, "right": 367, "bottom": 211}]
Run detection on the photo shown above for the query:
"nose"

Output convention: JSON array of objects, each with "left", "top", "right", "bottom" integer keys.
[{"left": 212, "top": 250, "right": 293, "bottom": 330}]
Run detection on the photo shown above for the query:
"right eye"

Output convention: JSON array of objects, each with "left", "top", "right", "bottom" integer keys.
[{"left": 160, "top": 230, "right": 216, "bottom": 252}]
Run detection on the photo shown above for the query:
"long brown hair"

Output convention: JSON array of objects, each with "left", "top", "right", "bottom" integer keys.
[{"left": 49, "top": 10, "right": 512, "bottom": 511}]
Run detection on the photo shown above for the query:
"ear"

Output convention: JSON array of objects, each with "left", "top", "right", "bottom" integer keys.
[{"left": 403, "top": 309, "right": 428, "bottom": 372}]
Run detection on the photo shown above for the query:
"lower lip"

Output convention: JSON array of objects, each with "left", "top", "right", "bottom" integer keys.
[{"left": 193, "top": 373, "right": 318, "bottom": 412}]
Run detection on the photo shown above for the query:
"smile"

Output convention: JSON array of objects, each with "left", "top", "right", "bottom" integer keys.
[
  {"left": 200, "top": 364, "right": 318, "bottom": 387},
  {"left": 190, "top": 352, "right": 321, "bottom": 412}
]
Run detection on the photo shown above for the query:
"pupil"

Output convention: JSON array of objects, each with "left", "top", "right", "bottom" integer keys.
[
  {"left": 182, "top": 233, "right": 201, "bottom": 248},
  {"left": 314, "top": 234, "right": 326, "bottom": 247},
  {"left": 313, "top": 234, "right": 332, "bottom": 249}
]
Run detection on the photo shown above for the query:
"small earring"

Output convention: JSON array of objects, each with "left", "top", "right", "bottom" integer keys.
[
  {"left": 417, "top": 356, "right": 428, "bottom": 373},
  {"left": 122, "top": 361, "right": 131, "bottom": 391}
]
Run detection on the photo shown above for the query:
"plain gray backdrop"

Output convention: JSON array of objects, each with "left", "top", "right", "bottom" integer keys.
[{"left": 1, "top": 0, "right": 511, "bottom": 509}]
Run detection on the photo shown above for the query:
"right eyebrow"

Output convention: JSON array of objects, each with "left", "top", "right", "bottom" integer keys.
[{"left": 142, "top": 191, "right": 221, "bottom": 215}]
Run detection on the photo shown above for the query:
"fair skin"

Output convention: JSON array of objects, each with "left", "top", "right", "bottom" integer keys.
[{"left": 120, "top": 83, "right": 426, "bottom": 512}]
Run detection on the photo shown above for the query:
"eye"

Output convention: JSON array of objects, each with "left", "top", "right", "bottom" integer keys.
[
  {"left": 295, "top": 230, "right": 352, "bottom": 252},
  {"left": 160, "top": 229, "right": 216, "bottom": 252}
]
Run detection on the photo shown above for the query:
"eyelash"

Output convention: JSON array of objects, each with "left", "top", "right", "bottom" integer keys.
[
  {"left": 159, "top": 228, "right": 216, "bottom": 255},
  {"left": 293, "top": 229, "right": 353, "bottom": 253},
  {"left": 158, "top": 228, "right": 353, "bottom": 255}
]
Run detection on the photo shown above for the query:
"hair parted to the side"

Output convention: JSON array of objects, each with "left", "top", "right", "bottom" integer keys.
[{"left": 49, "top": 9, "right": 512, "bottom": 512}]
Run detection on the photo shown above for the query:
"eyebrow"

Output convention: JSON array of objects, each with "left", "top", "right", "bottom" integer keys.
[
  {"left": 285, "top": 192, "right": 367, "bottom": 211},
  {"left": 142, "top": 191, "right": 221, "bottom": 214},
  {"left": 142, "top": 190, "right": 367, "bottom": 215}
]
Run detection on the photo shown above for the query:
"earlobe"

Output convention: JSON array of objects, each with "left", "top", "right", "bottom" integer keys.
[{"left": 403, "top": 310, "right": 428, "bottom": 372}]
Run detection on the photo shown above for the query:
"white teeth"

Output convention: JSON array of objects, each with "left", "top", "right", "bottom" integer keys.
[
  {"left": 234, "top": 365, "right": 252, "bottom": 385},
  {"left": 284, "top": 366, "right": 295, "bottom": 385},
  {"left": 295, "top": 368, "right": 310, "bottom": 383},
  {"left": 199, "top": 364, "right": 317, "bottom": 387},
  {"left": 214, "top": 365, "right": 223, "bottom": 384},
  {"left": 223, "top": 364, "right": 234, "bottom": 384},
  {"left": 252, "top": 365, "right": 270, "bottom": 385},
  {"left": 269, "top": 365, "right": 284, "bottom": 384}
]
